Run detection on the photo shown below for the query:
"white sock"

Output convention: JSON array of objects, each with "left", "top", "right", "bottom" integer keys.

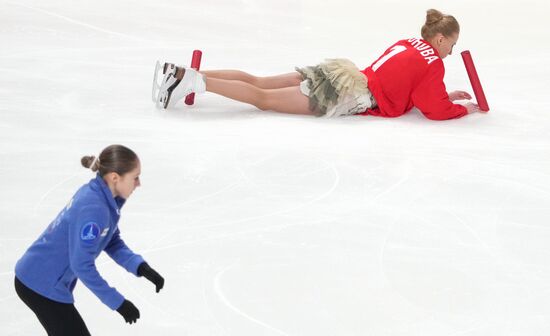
[{"left": 187, "top": 68, "right": 206, "bottom": 94}]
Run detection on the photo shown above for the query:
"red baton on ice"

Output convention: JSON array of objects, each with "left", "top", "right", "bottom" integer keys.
[
  {"left": 185, "top": 50, "right": 202, "bottom": 105},
  {"left": 461, "top": 50, "right": 489, "bottom": 111}
]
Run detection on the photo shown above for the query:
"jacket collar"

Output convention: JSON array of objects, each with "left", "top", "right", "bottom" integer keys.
[{"left": 91, "top": 174, "right": 126, "bottom": 214}]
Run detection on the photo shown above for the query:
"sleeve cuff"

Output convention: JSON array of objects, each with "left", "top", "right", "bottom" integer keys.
[
  {"left": 105, "top": 291, "right": 125, "bottom": 310},
  {"left": 126, "top": 255, "right": 146, "bottom": 276}
]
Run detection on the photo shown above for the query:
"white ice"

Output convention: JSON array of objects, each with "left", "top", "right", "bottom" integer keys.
[{"left": 1, "top": 0, "right": 550, "bottom": 335}]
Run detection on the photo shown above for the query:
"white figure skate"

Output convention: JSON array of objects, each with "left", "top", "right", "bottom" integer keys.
[
  {"left": 152, "top": 61, "right": 206, "bottom": 109},
  {"left": 152, "top": 61, "right": 178, "bottom": 108}
]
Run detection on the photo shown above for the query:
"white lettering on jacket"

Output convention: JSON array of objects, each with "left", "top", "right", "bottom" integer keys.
[{"left": 408, "top": 38, "right": 439, "bottom": 64}]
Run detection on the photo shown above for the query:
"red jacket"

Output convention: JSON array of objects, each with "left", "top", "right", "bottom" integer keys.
[{"left": 360, "top": 38, "right": 467, "bottom": 120}]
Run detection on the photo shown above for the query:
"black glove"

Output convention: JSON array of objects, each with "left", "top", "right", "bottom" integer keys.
[
  {"left": 116, "top": 299, "right": 140, "bottom": 324},
  {"left": 138, "top": 262, "right": 165, "bottom": 293}
]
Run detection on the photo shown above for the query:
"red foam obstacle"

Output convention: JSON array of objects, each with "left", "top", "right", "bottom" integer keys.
[
  {"left": 185, "top": 50, "right": 203, "bottom": 106},
  {"left": 461, "top": 50, "right": 489, "bottom": 111}
]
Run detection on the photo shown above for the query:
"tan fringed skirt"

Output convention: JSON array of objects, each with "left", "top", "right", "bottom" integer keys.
[{"left": 296, "top": 58, "right": 377, "bottom": 117}]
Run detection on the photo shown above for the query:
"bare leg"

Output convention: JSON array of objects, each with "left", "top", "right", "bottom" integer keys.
[
  {"left": 206, "top": 77, "right": 315, "bottom": 115},
  {"left": 201, "top": 70, "right": 302, "bottom": 89}
]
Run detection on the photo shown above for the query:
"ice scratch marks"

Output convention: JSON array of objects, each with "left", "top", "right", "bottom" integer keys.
[
  {"left": 214, "top": 263, "right": 291, "bottom": 336},
  {"left": 142, "top": 160, "right": 340, "bottom": 254},
  {"left": 7, "top": 2, "right": 145, "bottom": 42}
]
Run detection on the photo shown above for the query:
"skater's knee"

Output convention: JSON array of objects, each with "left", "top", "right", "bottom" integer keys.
[
  {"left": 249, "top": 75, "right": 265, "bottom": 87},
  {"left": 257, "top": 105, "right": 271, "bottom": 111},
  {"left": 256, "top": 100, "right": 271, "bottom": 111},
  {"left": 255, "top": 91, "right": 272, "bottom": 111}
]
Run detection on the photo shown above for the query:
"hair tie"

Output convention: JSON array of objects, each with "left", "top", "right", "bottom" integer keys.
[{"left": 90, "top": 156, "right": 100, "bottom": 170}]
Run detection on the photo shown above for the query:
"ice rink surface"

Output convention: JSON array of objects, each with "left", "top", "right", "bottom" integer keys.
[{"left": 1, "top": 0, "right": 550, "bottom": 335}]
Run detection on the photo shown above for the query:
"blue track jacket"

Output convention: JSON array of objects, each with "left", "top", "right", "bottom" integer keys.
[{"left": 15, "top": 175, "right": 145, "bottom": 310}]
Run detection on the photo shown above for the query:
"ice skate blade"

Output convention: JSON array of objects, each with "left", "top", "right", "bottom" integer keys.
[{"left": 151, "top": 61, "right": 176, "bottom": 108}]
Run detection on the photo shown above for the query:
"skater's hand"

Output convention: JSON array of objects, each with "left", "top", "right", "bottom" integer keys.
[
  {"left": 449, "top": 90, "right": 472, "bottom": 101},
  {"left": 138, "top": 262, "right": 165, "bottom": 293},
  {"left": 465, "top": 102, "right": 485, "bottom": 114},
  {"left": 117, "top": 299, "right": 140, "bottom": 324}
]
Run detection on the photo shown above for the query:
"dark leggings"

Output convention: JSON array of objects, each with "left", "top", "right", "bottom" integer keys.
[{"left": 14, "top": 277, "right": 91, "bottom": 336}]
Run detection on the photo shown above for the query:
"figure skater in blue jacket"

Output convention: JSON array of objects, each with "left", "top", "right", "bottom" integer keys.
[{"left": 14, "top": 144, "right": 164, "bottom": 335}]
